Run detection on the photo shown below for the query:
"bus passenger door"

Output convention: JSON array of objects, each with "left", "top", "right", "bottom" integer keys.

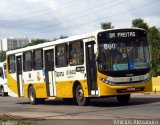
[
  {"left": 44, "top": 48, "right": 56, "bottom": 97},
  {"left": 16, "top": 55, "right": 23, "bottom": 97},
  {"left": 85, "top": 42, "right": 98, "bottom": 96}
]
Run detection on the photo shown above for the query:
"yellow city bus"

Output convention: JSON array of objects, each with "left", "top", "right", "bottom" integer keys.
[{"left": 6, "top": 28, "right": 152, "bottom": 106}]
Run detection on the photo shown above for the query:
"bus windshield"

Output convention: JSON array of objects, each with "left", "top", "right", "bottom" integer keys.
[{"left": 98, "top": 38, "right": 150, "bottom": 72}]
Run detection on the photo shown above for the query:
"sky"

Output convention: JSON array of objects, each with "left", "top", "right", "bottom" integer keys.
[{"left": 0, "top": 0, "right": 160, "bottom": 40}]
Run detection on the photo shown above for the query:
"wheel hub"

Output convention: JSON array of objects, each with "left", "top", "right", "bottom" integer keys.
[
  {"left": 78, "top": 89, "right": 84, "bottom": 101},
  {"left": 30, "top": 92, "right": 34, "bottom": 102}
]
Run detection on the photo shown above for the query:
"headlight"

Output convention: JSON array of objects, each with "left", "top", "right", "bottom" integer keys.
[{"left": 99, "top": 77, "right": 115, "bottom": 85}]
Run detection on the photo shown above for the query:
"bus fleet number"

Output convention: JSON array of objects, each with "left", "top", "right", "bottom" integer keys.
[{"left": 104, "top": 43, "right": 116, "bottom": 50}]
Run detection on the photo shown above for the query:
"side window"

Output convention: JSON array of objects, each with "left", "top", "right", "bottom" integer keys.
[
  {"left": 33, "top": 49, "right": 43, "bottom": 70},
  {"left": 23, "top": 51, "right": 32, "bottom": 71},
  {"left": 45, "top": 50, "right": 54, "bottom": 71},
  {"left": 56, "top": 44, "right": 68, "bottom": 67},
  {"left": 8, "top": 55, "right": 16, "bottom": 73},
  {"left": 69, "top": 41, "right": 84, "bottom": 66}
]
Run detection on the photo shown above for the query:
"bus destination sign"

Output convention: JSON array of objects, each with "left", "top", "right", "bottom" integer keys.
[
  {"left": 109, "top": 32, "right": 135, "bottom": 38},
  {"left": 98, "top": 29, "right": 146, "bottom": 40}
]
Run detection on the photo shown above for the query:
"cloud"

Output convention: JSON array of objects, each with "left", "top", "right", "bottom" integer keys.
[
  {"left": 0, "top": 0, "right": 159, "bottom": 39},
  {"left": 144, "top": 16, "right": 160, "bottom": 27}
]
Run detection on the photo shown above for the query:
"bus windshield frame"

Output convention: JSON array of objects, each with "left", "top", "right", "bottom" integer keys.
[{"left": 97, "top": 29, "right": 150, "bottom": 77}]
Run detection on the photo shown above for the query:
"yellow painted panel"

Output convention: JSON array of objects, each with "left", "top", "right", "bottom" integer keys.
[
  {"left": 97, "top": 72, "right": 152, "bottom": 96},
  {"left": 56, "top": 80, "right": 88, "bottom": 98},
  {"left": 23, "top": 84, "right": 28, "bottom": 98},
  {"left": 98, "top": 79, "right": 152, "bottom": 96},
  {"left": 7, "top": 74, "right": 18, "bottom": 96},
  {"left": 33, "top": 83, "right": 48, "bottom": 98},
  {"left": 152, "top": 77, "right": 160, "bottom": 92},
  {"left": 81, "top": 80, "right": 88, "bottom": 97},
  {"left": 23, "top": 83, "right": 47, "bottom": 98}
]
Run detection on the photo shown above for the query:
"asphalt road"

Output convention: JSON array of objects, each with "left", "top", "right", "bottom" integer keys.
[{"left": 0, "top": 94, "right": 160, "bottom": 125}]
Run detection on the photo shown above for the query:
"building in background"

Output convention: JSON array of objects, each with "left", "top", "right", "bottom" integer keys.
[{"left": 0, "top": 37, "right": 31, "bottom": 51}]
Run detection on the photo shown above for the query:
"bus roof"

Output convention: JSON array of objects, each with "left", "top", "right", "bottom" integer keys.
[{"left": 6, "top": 27, "right": 146, "bottom": 55}]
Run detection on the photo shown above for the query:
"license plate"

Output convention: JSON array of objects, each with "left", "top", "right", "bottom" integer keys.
[{"left": 127, "top": 88, "right": 135, "bottom": 91}]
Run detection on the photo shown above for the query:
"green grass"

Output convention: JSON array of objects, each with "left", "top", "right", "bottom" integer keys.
[
  {"left": 0, "top": 115, "right": 35, "bottom": 125},
  {"left": 0, "top": 115, "right": 14, "bottom": 122}
]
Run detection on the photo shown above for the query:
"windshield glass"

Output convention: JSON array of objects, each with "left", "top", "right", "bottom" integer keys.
[
  {"left": 98, "top": 38, "right": 150, "bottom": 72},
  {"left": 0, "top": 67, "right": 3, "bottom": 78},
  {"left": 4, "top": 64, "right": 6, "bottom": 70}
]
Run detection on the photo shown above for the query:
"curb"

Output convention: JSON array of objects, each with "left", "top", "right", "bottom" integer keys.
[{"left": 2, "top": 113, "right": 45, "bottom": 121}]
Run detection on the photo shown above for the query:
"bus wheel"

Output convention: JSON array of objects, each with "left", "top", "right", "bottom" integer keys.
[
  {"left": 29, "top": 86, "right": 37, "bottom": 105},
  {"left": 1, "top": 87, "right": 8, "bottom": 97},
  {"left": 116, "top": 94, "right": 130, "bottom": 105},
  {"left": 76, "top": 84, "right": 88, "bottom": 106}
]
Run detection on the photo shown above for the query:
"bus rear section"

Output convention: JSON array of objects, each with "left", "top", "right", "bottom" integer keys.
[
  {"left": 97, "top": 28, "right": 152, "bottom": 104},
  {"left": 0, "top": 62, "right": 8, "bottom": 96}
]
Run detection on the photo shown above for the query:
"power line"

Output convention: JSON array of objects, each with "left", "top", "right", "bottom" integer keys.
[
  {"left": 0, "top": 0, "right": 78, "bottom": 19},
  {"left": 1, "top": 0, "right": 159, "bottom": 38},
  {"left": 26, "top": 0, "right": 160, "bottom": 37},
  {"left": 0, "top": 0, "right": 129, "bottom": 31},
  {"left": 0, "top": 0, "right": 111, "bottom": 26}
]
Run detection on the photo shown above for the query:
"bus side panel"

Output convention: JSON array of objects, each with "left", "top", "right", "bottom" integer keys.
[
  {"left": 34, "top": 83, "right": 48, "bottom": 98},
  {"left": 23, "top": 84, "right": 28, "bottom": 98},
  {"left": 56, "top": 80, "right": 88, "bottom": 98},
  {"left": 7, "top": 74, "right": 19, "bottom": 96},
  {"left": 56, "top": 81, "right": 73, "bottom": 98},
  {"left": 23, "top": 83, "right": 47, "bottom": 98}
]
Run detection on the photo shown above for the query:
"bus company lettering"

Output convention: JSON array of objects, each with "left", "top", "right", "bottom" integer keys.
[
  {"left": 56, "top": 72, "right": 64, "bottom": 77},
  {"left": 109, "top": 32, "right": 135, "bottom": 38}
]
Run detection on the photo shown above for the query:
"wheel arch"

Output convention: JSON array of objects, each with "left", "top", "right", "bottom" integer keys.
[
  {"left": 72, "top": 80, "right": 81, "bottom": 98},
  {"left": 28, "top": 84, "right": 34, "bottom": 97}
]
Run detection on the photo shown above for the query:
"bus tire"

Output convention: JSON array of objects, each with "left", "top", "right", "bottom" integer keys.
[
  {"left": 75, "top": 84, "right": 88, "bottom": 106},
  {"left": 28, "top": 86, "right": 38, "bottom": 105},
  {"left": 1, "top": 87, "right": 8, "bottom": 97},
  {"left": 116, "top": 94, "right": 130, "bottom": 105}
]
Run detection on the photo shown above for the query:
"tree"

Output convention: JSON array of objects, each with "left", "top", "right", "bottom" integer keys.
[
  {"left": 59, "top": 35, "right": 68, "bottom": 39},
  {"left": 27, "top": 39, "right": 50, "bottom": 46},
  {"left": 148, "top": 26, "right": 160, "bottom": 76},
  {"left": 132, "top": 18, "right": 149, "bottom": 31},
  {"left": 52, "top": 35, "right": 68, "bottom": 41},
  {"left": 0, "top": 51, "right": 6, "bottom": 62},
  {"left": 100, "top": 21, "right": 114, "bottom": 30},
  {"left": 132, "top": 19, "right": 160, "bottom": 76}
]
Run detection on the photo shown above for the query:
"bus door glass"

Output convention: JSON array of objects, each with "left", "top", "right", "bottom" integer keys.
[
  {"left": 16, "top": 55, "right": 23, "bottom": 97},
  {"left": 85, "top": 41, "right": 98, "bottom": 96},
  {"left": 44, "top": 49, "right": 56, "bottom": 97}
]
